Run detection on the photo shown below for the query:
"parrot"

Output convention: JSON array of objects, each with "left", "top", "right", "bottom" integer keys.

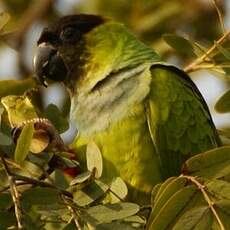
[{"left": 33, "top": 14, "right": 221, "bottom": 203}]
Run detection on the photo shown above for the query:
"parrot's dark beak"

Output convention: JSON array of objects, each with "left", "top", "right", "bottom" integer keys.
[{"left": 33, "top": 43, "right": 68, "bottom": 87}]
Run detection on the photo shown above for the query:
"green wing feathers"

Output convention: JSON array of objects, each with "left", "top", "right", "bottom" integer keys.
[{"left": 146, "top": 65, "right": 221, "bottom": 178}]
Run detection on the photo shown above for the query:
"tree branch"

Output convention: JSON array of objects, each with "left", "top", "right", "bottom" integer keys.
[
  {"left": 1, "top": 156, "right": 23, "bottom": 229},
  {"left": 181, "top": 175, "right": 225, "bottom": 230},
  {"left": 184, "top": 31, "right": 230, "bottom": 73}
]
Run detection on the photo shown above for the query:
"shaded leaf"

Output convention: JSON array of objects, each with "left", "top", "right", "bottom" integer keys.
[
  {"left": 163, "top": 34, "right": 196, "bottom": 57},
  {"left": 173, "top": 206, "right": 212, "bottom": 230},
  {"left": 215, "top": 90, "right": 230, "bottom": 113},
  {"left": 44, "top": 104, "right": 69, "bottom": 133},
  {"left": 0, "top": 78, "right": 37, "bottom": 100},
  {"left": 86, "top": 141, "right": 103, "bottom": 178},
  {"left": 0, "top": 193, "right": 12, "bottom": 210},
  {"left": 206, "top": 179, "right": 230, "bottom": 200},
  {"left": 14, "top": 123, "right": 34, "bottom": 164},
  {"left": 183, "top": 146, "right": 230, "bottom": 179},
  {"left": 0, "top": 132, "right": 12, "bottom": 145},
  {"left": 85, "top": 203, "right": 140, "bottom": 226},
  {"left": 22, "top": 187, "right": 60, "bottom": 210},
  {"left": 215, "top": 42, "right": 230, "bottom": 61},
  {"left": 72, "top": 180, "right": 108, "bottom": 207},
  {"left": 0, "top": 211, "right": 16, "bottom": 228},
  {"left": 95, "top": 221, "right": 143, "bottom": 230},
  {"left": 149, "top": 177, "right": 188, "bottom": 222},
  {"left": 152, "top": 177, "right": 176, "bottom": 204},
  {"left": 148, "top": 185, "right": 197, "bottom": 229}
]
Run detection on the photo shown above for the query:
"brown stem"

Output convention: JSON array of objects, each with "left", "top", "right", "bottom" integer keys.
[
  {"left": 184, "top": 31, "right": 230, "bottom": 73},
  {"left": 181, "top": 175, "right": 225, "bottom": 230},
  {"left": 62, "top": 196, "right": 82, "bottom": 230},
  {"left": 1, "top": 157, "right": 23, "bottom": 229}
]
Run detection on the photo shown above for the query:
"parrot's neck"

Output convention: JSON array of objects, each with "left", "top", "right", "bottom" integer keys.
[{"left": 70, "top": 23, "right": 162, "bottom": 135}]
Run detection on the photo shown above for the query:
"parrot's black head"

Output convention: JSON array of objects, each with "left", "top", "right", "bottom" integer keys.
[{"left": 34, "top": 14, "right": 105, "bottom": 87}]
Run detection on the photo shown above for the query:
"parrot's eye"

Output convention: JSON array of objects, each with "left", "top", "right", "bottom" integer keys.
[{"left": 60, "top": 26, "right": 81, "bottom": 43}]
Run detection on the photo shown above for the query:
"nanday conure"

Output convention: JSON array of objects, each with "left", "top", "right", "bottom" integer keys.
[{"left": 33, "top": 14, "right": 221, "bottom": 203}]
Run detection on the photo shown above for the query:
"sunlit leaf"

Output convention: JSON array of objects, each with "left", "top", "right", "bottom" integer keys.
[
  {"left": 14, "top": 123, "right": 34, "bottom": 164},
  {"left": 110, "top": 177, "right": 128, "bottom": 202},
  {"left": 1, "top": 94, "right": 38, "bottom": 127},
  {"left": 86, "top": 141, "right": 103, "bottom": 178},
  {"left": 70, "top": 171, "right": 92, "bottom": 186},
  {"left": 29, "top": 129, "right": 49, "bottom": 153},
  {"left": 149, "top": 177, "right": 188, "bottom": 222}
]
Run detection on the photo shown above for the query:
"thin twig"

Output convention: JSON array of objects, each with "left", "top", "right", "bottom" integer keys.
[
  {"left": 62, "top": 195, "right": 82, "bottom": 230},
  {"left": 181, "top": 175, "right": 225, "bottom": 230},
  {"left": 1, "top": 157, "right": 23, "bottom": 229},
  {"left": 184, "top": 31, "right": 230, "bottom": 73},
  {"left": 212, "top": 0, "right": 226, "bottom": 33},
  {"left": 13, "top": 174, "right": 73, "bottom": 198}
]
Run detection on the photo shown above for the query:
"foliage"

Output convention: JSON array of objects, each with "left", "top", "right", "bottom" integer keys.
[{"left": 0, "top": 1, "right": 229, "bottom": 230}]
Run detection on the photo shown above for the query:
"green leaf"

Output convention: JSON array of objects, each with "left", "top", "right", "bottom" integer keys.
[
  {"left": 148, "top": 177, "right": 188, "bottom": 225},
  {"left": 215, "top": 90, "right": 230, "bottom": 113},
  {"left": 34, "top": 203, "right": 67, "bottom": 216},
  {"left": 0, "top": 132, "right": 12, "bottom": 145},
  {"left": 163, "top": 33, "right": 196, "bottom": 58},
  {"left": 152, "top": 177, "right": 176, "bottom": 204},
  {"left": 0, "top": 78, "right": 37, "bottom": 99},
  {"left": 71, "top": 180, "right": 108, "bottom": 207},
  {"left": 215, "top": 200, "right": 230, "bottom": 229},
  {"left": 95, "top": 221, "right": 143, "bottom": 230},
  {"left": 173, "top": 206, "right": 212, "bottom": 230},
  {"left": 0, "top": 12, "right": 10, "bottom": 32},
  {"left": 148, "top": 185, "right": 197, "bottom": 230},
  {"left": 22, "top": 187, "right": 60, "bottom": 210},
  {"left": 70, "top": 171, "right": 92, "bottom": 186},
  {"left": 14, "top": 123, "right": 34, "bottom": 164},
  {"left": 0, "top": 193, "right": 12, "bottom": 210},
  {"left": 151, "top": 183, "right": 162, "bottom": 204},
  {"left": 0, "top": 211, "right": 16, "bottom": 228},
  {"left": 85, "top": 203, "right": 140, "bottom": 226},
  {"left": 44, "top": 104, "right": 69, "bottom": 133},
  {"left": 206, "top": 179, "right": 230, "bottom": 200},
  {"left": 1, "top": 94, "right": 38, "bottom": 127},
  {"left": 183, "top": 146, "right": 230, "bottom": 179},
  {"left": 215, "top": 42, "right": 230, "bottom": 61},
  {"left": 86, "top": 141, "right": 103, "bottom": 178},
  {"left": 110, "top": 177, "right": 128, "bottom": 202}
]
